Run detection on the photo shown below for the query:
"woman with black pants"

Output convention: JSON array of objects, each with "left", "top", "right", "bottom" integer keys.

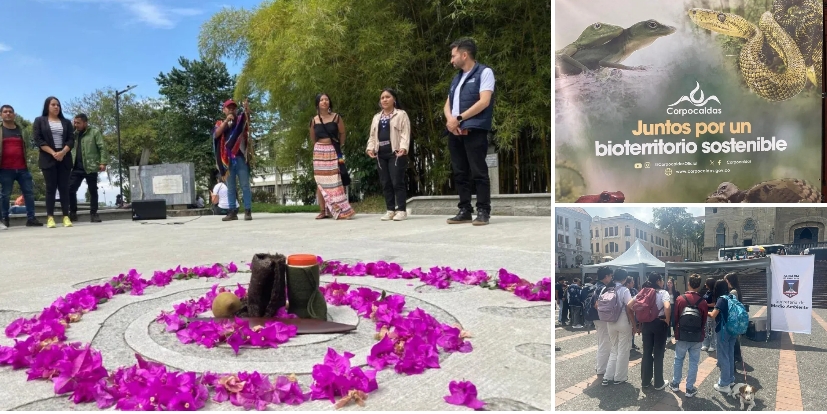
[
  {"left": 366, "top": 89, "right": 411, "bottom": 221},
  {"left": 637, "top": 272, "right": 672, "bottom": 389},
  {"left": 32, "top": 96, "right": 74, "bottom": 228}
]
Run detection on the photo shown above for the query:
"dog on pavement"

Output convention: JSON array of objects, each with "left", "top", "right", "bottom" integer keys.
[{"left": 728, "top": 383, "right": 756, "bottom": 411}]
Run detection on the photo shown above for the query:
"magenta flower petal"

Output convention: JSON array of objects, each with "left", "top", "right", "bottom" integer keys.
[{"left": 444, "top": 380, "right": 485, "bottom": 409}]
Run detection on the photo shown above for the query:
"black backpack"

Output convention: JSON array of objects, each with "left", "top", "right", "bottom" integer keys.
[
  {"left": 678, "top": 293, "right": 705, "bottom": 342},
  {"left": 583, "top": 284, "right": 603, "bottom": 322},
  {"left": 579, "top": 283, "right": 594, "bottom": 306}
]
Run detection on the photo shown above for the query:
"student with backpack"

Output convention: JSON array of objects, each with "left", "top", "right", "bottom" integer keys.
[
  {"left": 567, "top": 278, "right": 584, "bottom": 328},
  {"left": 725, "top": 273, "right": 745, "bottom": 365},
  {"left": 556, "top": 277, "right": 566, "bottom": 325},
  {"left": 701, "top": 278, "right": 717, "bottom": 352},
  {"left": 580, "top": 277, "right": 595, "bottom": 330},
  {"left": 601, "top": 269, "right": 636, "bottom": 386},
  {"left": 561, "top": 280, "right": 571, "bottom": 325},
  {"left": 669, "top": 274, "right": 708, "bottom": 398},
  {"left": 590, "top": 267, "right": 614, "bottom": 377},
  {"left": 625, "top": 276, "right": 640, "bottom": 352},
  {"left": 708, "top": 278, "right": 748, "bottom": 393},
  {"left": 632, "top": 272, "right": 672, "bottom": 390}
]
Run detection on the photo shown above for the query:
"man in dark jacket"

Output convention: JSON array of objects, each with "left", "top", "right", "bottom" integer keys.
[
  {"left": 668, "top": 274, "right": 708, "bottom": 397},
  {"left": 0, "top": 105, "right": 42, "bottom": 228}
]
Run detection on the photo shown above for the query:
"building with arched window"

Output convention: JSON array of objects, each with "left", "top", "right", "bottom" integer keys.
[{"left": 702, "top": 207, "right": 827, "bottom": 258}]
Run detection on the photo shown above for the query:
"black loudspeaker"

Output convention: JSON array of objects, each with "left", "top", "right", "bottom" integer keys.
[
  {"left": 132, "top": 199, "right": 167, "bottom": 220},
  {"left": 745, "top": 321, "right": 767, "bottom": 342}
]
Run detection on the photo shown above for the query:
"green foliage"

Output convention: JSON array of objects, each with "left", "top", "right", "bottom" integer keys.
[
  {"left": 155, "top": 57, "right": 237, "bottom": 188},
  {"left": 653, "top": 207, "right": 704, "bottom": 260},
  {"left": 251, "top": 190, "right": 278, "bottom": 203},
  {"left": 199, "top": 0, "right": 551, "bottom": 196},
  {"left": 65, "top": 89, "right": 160, "bottom": 193},
  {"left": 251, "top": 201, "right": 319, "bottom": 213},
  {"left": 292, "top": 169, "right": 319, "bottom": 205}
]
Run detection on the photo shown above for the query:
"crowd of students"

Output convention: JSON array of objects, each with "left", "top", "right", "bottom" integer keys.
[{"left": 556, "top": 268, "right": 750, "bottom": 397}]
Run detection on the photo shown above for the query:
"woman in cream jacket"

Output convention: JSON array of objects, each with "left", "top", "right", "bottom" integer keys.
[{"left": 366, "top": 89, "right": 411, "bottom": 221}]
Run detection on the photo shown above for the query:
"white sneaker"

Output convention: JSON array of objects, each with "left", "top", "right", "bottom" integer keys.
[
  {"left": 0, "top": 223, "right": 6, "bottom": 231},
  {"left": 392, "top": 211, "right": 407, "bottom": 221},
  {"left": 713, "top": 384, "right": 731, "bottom": 393},
  {"left": 573, "top": 325, "right": 583, "bottom": 329},
  {"left": 701, "top": 346, "right": 708, "bottom": 351},
  {"left": 708, "top": 347, "right": 715, "bottom": 352},
  {"left": 380, "top": 211, "right": 395, "bottom": 221}
]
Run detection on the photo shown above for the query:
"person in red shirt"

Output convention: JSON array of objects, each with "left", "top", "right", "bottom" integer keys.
[
  {"left": 0, "top": 105, "right": 43, "bottom": 227},
  {"left": 668, "top": 274, "right": 708, "bottom": 397}
]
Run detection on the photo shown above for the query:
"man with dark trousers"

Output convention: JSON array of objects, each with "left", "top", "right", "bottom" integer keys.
[
  {"left": 69, "top": 114, "right": 107, "bottom": 222},
  {"left": 443, "top": 37, "right": 495, "bottom": 226},
  {"left": 0, "top": 105, "right": 42, "bottom": 228}
]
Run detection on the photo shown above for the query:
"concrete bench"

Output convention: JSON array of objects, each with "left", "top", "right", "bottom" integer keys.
[{"left": 406, "top": 194, "right": 551, "bottom": 217}]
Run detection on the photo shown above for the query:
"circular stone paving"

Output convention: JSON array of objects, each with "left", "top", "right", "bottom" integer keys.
[{"left": 91, "top": 283, "right": 460, "bottom": 377}]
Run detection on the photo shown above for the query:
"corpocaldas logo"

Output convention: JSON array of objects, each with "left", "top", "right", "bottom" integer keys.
[
  {"left": 667, "top": 81, "right": 722, "bottom": 116},
  {"left": 783, "top": 274, "right": 800, "bottom": 298}
]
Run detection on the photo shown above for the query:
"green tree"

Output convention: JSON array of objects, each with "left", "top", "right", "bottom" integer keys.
[
  {"left": 653, "top": 207, "right": 696, "bottom": 259},
  {"left": 154, "top": 57, "right": 236, "bottom": 189},
  {"left": 198, "top": 0, "right": 551, "bottom": 197},
  {"left": 65, "top": 89, "right": 161, "bottom": 198}
]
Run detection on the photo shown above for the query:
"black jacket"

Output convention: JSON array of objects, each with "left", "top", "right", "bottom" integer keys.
[{"left": 32, "top": 116, "right": 74, "bottom": 170}]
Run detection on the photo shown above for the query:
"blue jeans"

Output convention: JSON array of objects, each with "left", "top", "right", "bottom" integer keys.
[
  {"left": 226, "top": 157, "right": 251, "bottom": 210},
  {"left": 716, "top": 328, "right": 737, "bottom": 387},
  {"left": 672, "top": 340, "right": 703, "bottom": 390},
  {"left": 0, "top": 169, "right": 36, "bottom": 220}
]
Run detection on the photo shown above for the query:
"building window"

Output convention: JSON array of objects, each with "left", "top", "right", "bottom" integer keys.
[
  {"left": 557, "top": 215, "right": 562, "bottom": 225},
  {"left": 713, "top": 208, "right": 717, "bottom": 214},
  {"left": 557, "top": 234, "right": 564, "bottom": 243},
  {"left": 575, "top": 255, "right": 583, "bottom": 266},
  {"left": 626, "top": 241, "right": 630, "bottom": 250},
  {"left": 566, "top": 236, "right": 570, "bottom": 244},
  {"left": 605, "top": 244, "right": 610, "bottom": 253},
  {"left": 625, "top": 226, "right": 630, "bottom": 236},
  {"left": 576, "top": 221, "right": 581, "bottom": 230},
  {"left": 605, "top": 228, "right": 608, "bottom": 237},
  {"left": 595, "top": 243, "right": 600, "bottom": 253},
  {"left": 716, "top": 222, "right": 726, "bottom": 248},
  {"left": 614, "top": 226, "right": 618, "bottom": 236},
  {"left": 590, "top": 229, "right": 593, "bottom": 238},
  {"left": 565, "top": 218, "right": 569, "bottom": 228},
  {"left": 576, "top": 238, "right": 581, "bottom": 247}
]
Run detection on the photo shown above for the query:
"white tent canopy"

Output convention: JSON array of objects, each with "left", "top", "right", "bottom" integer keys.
[{"left": 581, "top": 239, "right": 666, "bottom": 274}]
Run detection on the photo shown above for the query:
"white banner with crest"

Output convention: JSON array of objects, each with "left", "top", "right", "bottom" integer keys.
[{"left": 769, "top": 255, "right": 813, "bottom": 334}]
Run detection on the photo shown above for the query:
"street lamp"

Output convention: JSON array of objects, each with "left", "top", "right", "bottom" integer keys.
[{"left": 115, "top": 84, "right": 137, "bottom": 201}]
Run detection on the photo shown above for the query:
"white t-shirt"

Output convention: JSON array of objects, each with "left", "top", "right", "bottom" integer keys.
[
  {"left": 451, "top": 66, "right": 495, "bottom": 116},
  {"left": 612, "top": 282, "right": 632, "bottom": 311},
  {"left": 212, "top": 183, "right": 229, "bottom": 209},
  {"left": 655, "top": 289, "right": 671, "bottom": 317}
]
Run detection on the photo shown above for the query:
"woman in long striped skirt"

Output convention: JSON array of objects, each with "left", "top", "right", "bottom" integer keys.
[{"left": 310, "top": 93, "right": 355, "bottom": 220}]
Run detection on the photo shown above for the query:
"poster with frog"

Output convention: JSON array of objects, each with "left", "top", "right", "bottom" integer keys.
[{"left": 555, "top": 0, "right": 823, "bottom": 203}]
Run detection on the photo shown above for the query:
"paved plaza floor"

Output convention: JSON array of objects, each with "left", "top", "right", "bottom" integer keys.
[
  {"left": 555, "top": 306, "right": 827, "bottom": 411},
  {"left": 0, "top": 212, "right": 552, "bottom": 411}
]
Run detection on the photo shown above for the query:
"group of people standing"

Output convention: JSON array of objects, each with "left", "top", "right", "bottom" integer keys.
[
  {"left": 211, "top": 38, "right": 496, "bottom": 225},
  {"left": 1, "top": 98, "right": 107, "bottom": 230},
  {"left": 560, "top": 267, "right": 748, "bottom": 398}
]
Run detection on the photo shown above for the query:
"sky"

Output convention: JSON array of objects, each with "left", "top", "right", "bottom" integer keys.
[
  {"left": 581, "top": 207, "right": 706, "bottom": 224},
  {"left": 1, "top": 0, "right": 260, "bottom": 205}
]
